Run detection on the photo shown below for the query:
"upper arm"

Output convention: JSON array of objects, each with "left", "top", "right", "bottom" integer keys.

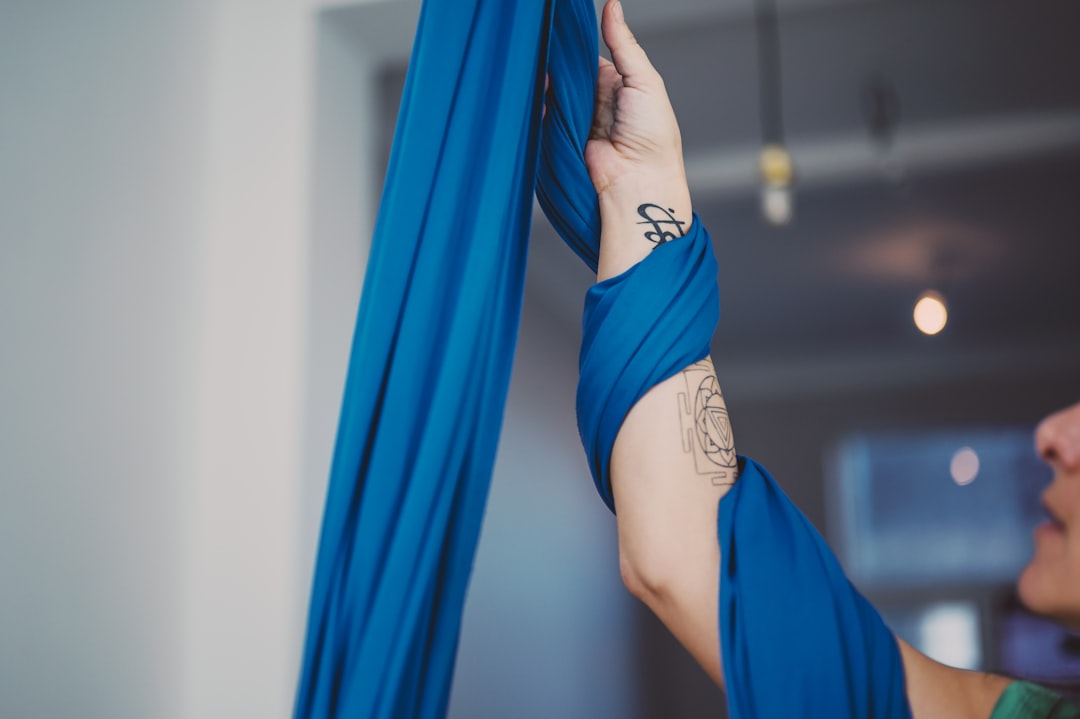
[
  {"left": 609, "top": 358, "right": 734, "bottom": 688},
  {"left": 897, "top": 637, "right": 1010, "bottom": 719}
]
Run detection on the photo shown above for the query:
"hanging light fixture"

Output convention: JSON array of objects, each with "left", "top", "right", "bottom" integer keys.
[
  {"left": 755, "top": 0, "right": 793, "bottom": 226},
  {"left": 760, "top": 143, "right": 794, "bottom": 225},
  {"left": 862, "top": 74, "right": 907, "bottom": 189}
]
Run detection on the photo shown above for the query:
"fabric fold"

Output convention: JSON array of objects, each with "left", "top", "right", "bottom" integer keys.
[{"left": 536, "top": 0, "right": 601, "bottom": 270}]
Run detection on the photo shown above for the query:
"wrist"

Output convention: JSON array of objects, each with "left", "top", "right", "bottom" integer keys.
[
  {"left": 596, "top": 174, "right": 693, "bottom": 282},
  {"left": 595, "top": 161, "right": 689, "bottom": 209}
]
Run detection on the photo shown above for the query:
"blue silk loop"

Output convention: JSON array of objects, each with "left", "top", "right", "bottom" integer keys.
[
  {"left": 575, "top": 219, "right": 718, "bottom": 512},
  {"left": 294, "top": 0, "right": 913, "bottom": 716}
]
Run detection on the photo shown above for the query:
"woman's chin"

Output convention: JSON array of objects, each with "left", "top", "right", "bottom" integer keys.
[
  {"left": 1017, "top": 559, "right": 1080, "bottom": 628},
  {"left": 1018, "top": 558, "right": 1055, "bottom": 616}
]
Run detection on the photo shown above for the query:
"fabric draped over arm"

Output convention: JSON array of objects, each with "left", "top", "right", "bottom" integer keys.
[{"left": 294, "top": 0, "right": 912, "bottom": 717}]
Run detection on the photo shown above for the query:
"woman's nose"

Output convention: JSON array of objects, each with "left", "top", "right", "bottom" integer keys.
[{"left": 1036, "top": 402, "right": 1080, "bottom": 471}]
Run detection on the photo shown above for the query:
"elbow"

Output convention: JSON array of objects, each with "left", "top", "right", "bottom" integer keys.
[
  {"left": 617, "top": 525, "right": 728, "bottom": 689},
  {"left": 618, "top": 541, "right": 677, "bottom": 609},
  {"left": 618, "top": 550, "right": 649, "bottom": 602},
  {"left": 616, "top": 522, "right": 721, "bottom": 614}
]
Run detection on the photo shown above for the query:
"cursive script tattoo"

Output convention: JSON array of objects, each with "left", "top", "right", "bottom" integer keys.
[
  {"left": 636, "top": 204, "right": 686, "bottom": 247},
  {"left": 677, "top": 360, "right": 738, "bottom": 486}
]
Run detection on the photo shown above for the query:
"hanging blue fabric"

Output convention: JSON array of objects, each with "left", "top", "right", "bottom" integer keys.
[
  {"left": 295, "top": 0, "right": 912, "bottom": 715},
  {"left": 293, "top": 1, "right": 557, "bottom": 716},
  {"left": 718, "top": 460, "right": 912, "bottom": 718}
]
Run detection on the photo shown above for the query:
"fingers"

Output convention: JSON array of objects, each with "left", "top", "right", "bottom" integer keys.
[{"left": 601, "top": 0, "right": 659, "bottom": 88}]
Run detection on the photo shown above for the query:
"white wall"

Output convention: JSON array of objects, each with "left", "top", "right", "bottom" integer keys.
[
  {"left": 0, "top": 0, "right": 335, "bottom": 715},
  {"left": 302, "top": 8, "right": 378, "bottom": 596},
  {"left": 0, "top": 2, "right": 214, "bottom": 717},
  {"left": 183, "top": 0, "right": 317, "bottom": 714}
]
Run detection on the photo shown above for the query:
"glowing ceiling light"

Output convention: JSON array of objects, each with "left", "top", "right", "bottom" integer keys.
[
  {"left": 950, "top": 447, "right": 980, "bottom": 486},
  {"left": 759, "top": 144, "right": 794, "bottom": 226},
  {"left": 913, "top": 290, "right": 948, "bottom": 335}
]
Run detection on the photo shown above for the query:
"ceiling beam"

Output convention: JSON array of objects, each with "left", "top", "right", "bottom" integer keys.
[
  {"left": 685, "top": 110, "right": 1080, "bottom": 197},
  {"left": 714, "top": 337, "right": 1080, "bottom": 402}
]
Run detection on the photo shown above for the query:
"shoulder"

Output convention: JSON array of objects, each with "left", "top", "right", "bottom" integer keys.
[{"left": 898, "top": 637, "right": 1012, "bottom": 719}]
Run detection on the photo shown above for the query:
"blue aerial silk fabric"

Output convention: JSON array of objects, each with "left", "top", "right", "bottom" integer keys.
[
  {"left": 718, "top": 460, "right": 912, "bottom": 718},
  {"left": 293, "top": 2, "right": 554, "bottom": 717},
  {"left": 295, "top": 0, "right": 912, "bottom": 716}
]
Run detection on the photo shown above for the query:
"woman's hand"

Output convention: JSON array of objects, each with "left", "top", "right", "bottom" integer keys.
[{"left": 586, "top": 0, "right": 694, "bottom": 281}]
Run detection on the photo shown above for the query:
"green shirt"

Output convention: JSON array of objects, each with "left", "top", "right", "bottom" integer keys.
[{"left": 990, "top": 681, "right": 1080, "bottom": 719}]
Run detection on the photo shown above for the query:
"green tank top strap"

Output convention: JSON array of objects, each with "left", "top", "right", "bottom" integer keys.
[{"left": 990, "top": 681, "right": 1080, "bottom": 719}]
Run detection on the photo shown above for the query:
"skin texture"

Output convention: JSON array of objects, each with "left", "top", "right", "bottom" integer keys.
[{"left": 585, "top": 1, "right": 1080, "bottom": 716}]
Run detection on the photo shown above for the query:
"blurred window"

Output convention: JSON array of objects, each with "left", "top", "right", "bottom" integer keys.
[{"left": 831, "top": 428, "right": 1049, "bottom": 589}]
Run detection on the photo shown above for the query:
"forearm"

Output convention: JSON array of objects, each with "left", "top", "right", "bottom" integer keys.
[{"left": 598, "top": 188, "right": 735, "bottom": 688}]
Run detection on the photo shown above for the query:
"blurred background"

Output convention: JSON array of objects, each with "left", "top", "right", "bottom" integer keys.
[{"left": 2, "top": 0, "right": 1079, "bottom": 717}]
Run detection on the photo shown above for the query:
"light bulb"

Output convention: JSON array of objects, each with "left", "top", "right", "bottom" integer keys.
[
  {"left": 913, "top": 290, "right": 947, "bottom": 335},
  {"left": 760, "top": 184, "right": 793, "bottom": 225},
  {"left": 759, "top": 144, "right": 794, "bottom": 226}
]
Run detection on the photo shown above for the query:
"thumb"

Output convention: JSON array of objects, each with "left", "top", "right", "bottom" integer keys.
[{"left": 602, "top": 1, "right": 657, "bottom": 88}]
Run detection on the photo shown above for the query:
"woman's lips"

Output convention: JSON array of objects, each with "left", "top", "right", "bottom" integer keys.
[
  {"left": 1036, "top": 499, "right": 1067, "bottom": 539},
  {"left": 1036, "top": 520, "right": 1065, "bottom": 540},
  {"left": 1036, "top": 502, "right": 1066, "bottom": 539}
]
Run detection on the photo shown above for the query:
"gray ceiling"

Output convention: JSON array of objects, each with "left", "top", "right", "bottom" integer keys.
[{"left": 364, "top": 0, "right": 1080, "bottom": 378}]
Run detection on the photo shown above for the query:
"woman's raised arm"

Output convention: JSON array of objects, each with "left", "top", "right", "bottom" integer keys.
[{"left": 584, "top": 2, "right": 1009, "bottom": 716}]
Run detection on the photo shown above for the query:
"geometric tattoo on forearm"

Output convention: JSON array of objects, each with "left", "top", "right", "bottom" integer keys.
[
  {"left": 677, "top": 360, "right": 738, "bottom": 486},
  {"left": 637, "top": 203, "right": 686, "bottom": 247}
]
